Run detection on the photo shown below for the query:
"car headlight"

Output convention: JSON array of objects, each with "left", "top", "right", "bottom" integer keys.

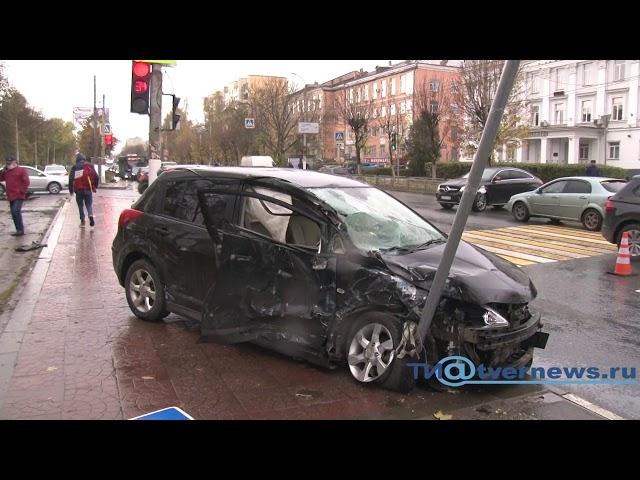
[
  {"left": 460, "top": 185, "right": 466, "bottom": 192},
  {"left": 478, "top": 186, "right": 486, "bottom": 194},
  {"left": 482, "top": 306, "right": 510, "bottom": 328},
  {"left": 437, "top": 184, "right": 443, "bottom": 190}
]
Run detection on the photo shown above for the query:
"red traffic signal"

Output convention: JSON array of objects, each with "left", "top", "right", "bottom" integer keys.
[
  {"left": 131, "top": 61, "right": 151, "bottom": 115},
  {"left": 104, "top": 134, "right": 113, "bottom": 145}
]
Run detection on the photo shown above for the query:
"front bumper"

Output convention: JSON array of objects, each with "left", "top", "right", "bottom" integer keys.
[
  {"left": 435, "top": 190, "right": 462, "bottom": 204},
  {"left": 462, "top": 313, "right": 548, "bottom": 351}
]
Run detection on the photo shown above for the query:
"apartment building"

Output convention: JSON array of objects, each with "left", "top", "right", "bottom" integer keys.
[
  {"left": 291, "top": 61, "right": 462, "bottom": 163},
  {"left": 511, "top": 60, "right": 640, "bottom": 170},
  {"left": 223, "top": 75, "right": 288, "bottom": 105}
]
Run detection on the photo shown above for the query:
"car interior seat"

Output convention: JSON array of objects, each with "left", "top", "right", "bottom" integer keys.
[{"left": 286, "top": 214, "right": 320, "bottom": 249}]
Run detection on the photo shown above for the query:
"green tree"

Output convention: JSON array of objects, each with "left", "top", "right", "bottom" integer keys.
[{"left": 406, "top": 112, "right": 439, "bottom": 177}]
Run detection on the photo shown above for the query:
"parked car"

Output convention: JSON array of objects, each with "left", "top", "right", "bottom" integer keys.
[
  {"left": 112, "top": 167, "right": 548, "bottom": 390},
  {"left": 436, "top": 167, "right": 543, "bottom": 212},
  {"left": 43, "top": 164, "right": 68, "bottom": 177},
  {"left": 1, "top": 165, "right": 68, "bottom": 196},
  {"left": 318, "top": 166, "right": 350, "bottom": 176},
  {"left": 602, "top": 176, "right": 640, "bottom": 257},
  {"left": 508, "top": 177, "right": 627, "bottom": 231}
]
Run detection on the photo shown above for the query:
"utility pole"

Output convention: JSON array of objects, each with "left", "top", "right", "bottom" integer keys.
[
  {"left": 99, "top": 93, "right": 106, "bottom": 180},
  {"left": 415, "top": 61, "right": 521, "bottom": 355},
  {"left": 47, "top": 141, "right": 50, "bottom": 165},
  {"left": 93, "top": 75, "right": 98, "bottom": 161},
  {"left": 148, "top": 64, "right": 163, "bottom": 185},
  {"left": 34, "top": 131, "right": 38, "bottom": 169},
  {"left": 15, "top": 118, "right": 19, "bottom": 162}
]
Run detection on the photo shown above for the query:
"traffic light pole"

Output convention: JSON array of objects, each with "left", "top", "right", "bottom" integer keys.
[{"left": 148, "top": 64, "right": 163, "bottom": 185}]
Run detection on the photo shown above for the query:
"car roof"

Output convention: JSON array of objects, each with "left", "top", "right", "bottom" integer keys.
[
  {"left": 163, "top": 166, "right": 367, "bottom": 188},
  {"left": 548, "top": 176, "right": 625, "bottom": 182}
]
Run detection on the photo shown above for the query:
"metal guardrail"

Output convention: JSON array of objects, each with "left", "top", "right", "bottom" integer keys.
[{"left": 350, "top": 175, "right": 442, "bottom": 194}]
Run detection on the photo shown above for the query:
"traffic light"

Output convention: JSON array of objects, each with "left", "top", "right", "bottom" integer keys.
[
  {"left": 104, "top": 134, "right": 113, "bottom": 145},
  {"left": 391, "top": 132, "right": 397, "bottom": 151},
  {"left": 130, "top": 61, "right": 151, "bottom": 115},
  {"left": 172, "top": 95, "right": 181, "bottom": 130}
]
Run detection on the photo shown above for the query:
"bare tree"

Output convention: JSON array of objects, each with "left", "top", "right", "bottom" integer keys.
[
  {"left": 379, "top": 95, "right": 407, "bottom": 176},
  {"left": 456, "top": 60, "right": 528, "bottom": 164},
  {"left": 248, "top": 78, "right": 299, "bottom": 166},
  {"left": 333, "top": 89, "right": 374, "bottom": 174}
]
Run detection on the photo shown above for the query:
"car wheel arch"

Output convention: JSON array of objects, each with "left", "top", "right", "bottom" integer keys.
[
  {"left": 615, "top": 220, "right": 640, "bottom": 244},
  {"left": 121, "top": 251, "right": 157, "bottom": 286}
]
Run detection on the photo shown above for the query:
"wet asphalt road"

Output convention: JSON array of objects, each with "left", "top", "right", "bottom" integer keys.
[{"left": 389, "top": 190, "right": 640, "bottom": 419}]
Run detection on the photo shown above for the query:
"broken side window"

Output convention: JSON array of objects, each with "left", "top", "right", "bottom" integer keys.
[{"left": 239, "top": 186, "right": 322, "bottom": 250}]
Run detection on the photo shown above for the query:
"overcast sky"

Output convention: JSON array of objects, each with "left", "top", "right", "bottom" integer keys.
[{"left": 3, "top": 60, "right": 409, "bottom": 153}]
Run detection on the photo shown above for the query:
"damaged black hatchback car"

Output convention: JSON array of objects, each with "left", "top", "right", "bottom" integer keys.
[{"left": 112, "top": 167, "right": 548, "bottom": 390}]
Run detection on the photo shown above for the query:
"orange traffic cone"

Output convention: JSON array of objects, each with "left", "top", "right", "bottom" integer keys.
[{"left": 612, "top": 232, "right": 633, "bottom": 276}]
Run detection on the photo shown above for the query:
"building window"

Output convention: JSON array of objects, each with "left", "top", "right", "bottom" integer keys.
[
  {"left": 451, "top": 126, "right": 458, "bottom": 142},
  {"left": 406, "top": 74, "right": 414, "bottom": 95},
  {"left": 430, "top": 79, "right": 440, "bottom": 92},
  {"left": 554, "top": 103, "right": 565, "bottom": 124},
  {"left": 390, "top": 103, "right": 396, "bottom": 115},
  {"left": 582, "top": 63, "right": 593, "bottom": 86},
  {"left": 529, "top": 73, "right": 540, "bottom": 93},
  {"left": 380, "top": 145, "right": 386, "bottom": 156},
  {"left": 400, "top": 101, "right": 406, "bottom": 114},
  {"left": 579, "top": 143, "right": 589, "bottom": 160},
  {"left": 531, "top": 105, "right": 539, "bottom": 126},
  {"left": 381, "top": 80, "right": 387, "bottom": 97},
  {"left": 614, "top": 61, "right": 625, "bottom": 81},
  {"left": 390, "top": 78, "right": 396, "bottom": 96},
  {"left": 430, "top": 101, "right": 438, "bottom": 114},
  {"left": 372, "top": 82, "right": 378, "bottom": 100},
  {"left": 370, "top": 127, "right": 377, "bottom": 137},
  {"left": 608, "top": 141, "right": 620, "bottom": 160},
  {"left": 381, "top": 106, "right": 386, "bottom": 117},
  {"left": 581, "top": 100, "right": 592, "bottom": 123},
  {"left": 364, "top": 85, "right": 369, "bottom": 101},
  {"left": 612, "top": 97, "right": 623, "bottom": 120},
  {"left": 400, "top": 74, "right": 406, "bottom": 94}
]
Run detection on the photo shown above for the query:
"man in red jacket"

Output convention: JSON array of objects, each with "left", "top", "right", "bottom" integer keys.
[
  {"left": 0, "top": 156, "right": 30, "bottom": 236},
  {"left": 68, "top": 153, "right": 99, "bottom": 227}
]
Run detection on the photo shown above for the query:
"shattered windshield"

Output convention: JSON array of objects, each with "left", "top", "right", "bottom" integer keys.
[{"left": 310, "top": 187, "right": 445, "bottom": 254}]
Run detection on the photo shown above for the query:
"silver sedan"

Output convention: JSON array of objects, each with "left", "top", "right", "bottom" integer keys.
[
  {"left": 0, "top": 166, "right": 69, "bottom": 196},
  {"left": 507, "top": 176, "right": 627, "bottom": 231}
]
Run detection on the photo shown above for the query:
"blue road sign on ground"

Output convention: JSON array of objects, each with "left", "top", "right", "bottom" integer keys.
[{"left": 130, "top": 406, "right": 194, "bottom": 420}]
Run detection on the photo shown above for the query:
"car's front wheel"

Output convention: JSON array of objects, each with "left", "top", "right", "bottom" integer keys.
[
  {"left": 125, "top": 259, "right": 168, "bottom": 322},
  {"left": 512, "top": 201, "right": 530, "bottom": 222},
  {"left": 581, "top": 209, "right": 602, "bottom": 231},
  {"left": 47, "top": 182, "right": 61, "bottom": 194},
  {"left": 472, "top": 193, "right": 487, "bottom": 212},
  {"left": 345, "top": 313, "right": 414, "bottom": 392}
]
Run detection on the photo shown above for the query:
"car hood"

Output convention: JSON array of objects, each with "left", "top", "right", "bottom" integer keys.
[
  {"left": 380, "top": 241, "right": 537, "bottom": 305},
  {"left": 440, "top": 177, "right": 471, "bottom": 188}
]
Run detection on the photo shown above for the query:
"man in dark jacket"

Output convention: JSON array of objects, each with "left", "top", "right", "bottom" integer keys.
[
  {"left": 69, "top": 153, "right": 99, "bottom": 227},
  {"left": 0, "top": 156, "right": 30, "bottom": 236},
  {"left": 585, "top": 160, "right": 601, "bottom": 177}
]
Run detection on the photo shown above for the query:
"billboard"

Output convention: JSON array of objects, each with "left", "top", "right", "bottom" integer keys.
[{"left": 73, "top": 107, "right": 110, "bottom": 128}]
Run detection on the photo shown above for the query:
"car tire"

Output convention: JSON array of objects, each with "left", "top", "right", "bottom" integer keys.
[
  {"left": 439, "top": 203, "right": 454, "bottom": 210},
  {"left": 618, "top": 223, "right": 640, "bottom": 258},
  {"left": 512, "top": 201, "right": 530, "bottom": 222},
  {"left": 124, "top": 259, "right": 168, "bottom": 322},
  {"left": 581, "top": 209, "right": 602, "bottom": 232},
  {"left": 47, "top": 182, "right": 61, "bottom": 194},
  {"left": 472, "top": 193, "right": 487, "bottom": 212},
  {"left": 345, "top": 312, "right": 415, "bottom": 393}
]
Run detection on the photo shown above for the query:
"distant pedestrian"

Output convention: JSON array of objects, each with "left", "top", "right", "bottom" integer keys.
[
  {"left": 585, "top": 160, "right": 600, "bottom": 177},
  {"left": 68, "top": 153, "right": 99, "bottom": 227},
  {"left": 0, "top": 156, "right": 30, "bottom": 236}
]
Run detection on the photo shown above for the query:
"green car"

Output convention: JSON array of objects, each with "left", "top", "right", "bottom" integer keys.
[{"left": 507, "top": 176, "right": 627, "bottom": 231}]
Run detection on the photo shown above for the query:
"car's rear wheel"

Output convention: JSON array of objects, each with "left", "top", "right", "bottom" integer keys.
[
  {"left": 581, "top": 209, "right": 602, "bottom": 231},
  {"left": 345, "top": 313, "right": 414, "bottom": 393},
  {"left": 618, "top": 224, "right": 640, "bottom": 258},
  {"left": 125, "top": 259, "right": 168, "bottom": 322},
  {"left": 47, "top": 182, "right": 61, "bottom": 194},
  {"left": 512, "top": 201, "right": 530, "bottom": 222},
  {"left": 472, "top": 193, "right": 487, "bottom": 212},
  {"left": 439, "top": 203, "right": 454, "bottom": 210}
]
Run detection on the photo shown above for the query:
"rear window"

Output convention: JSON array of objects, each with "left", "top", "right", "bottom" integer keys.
[{"left": 600, "top": 180, "right": 627, "bottom": 193}]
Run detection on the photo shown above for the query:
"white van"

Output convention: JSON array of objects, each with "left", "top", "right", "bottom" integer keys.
[{"left": 240, "top": 156, "right": 275, "bottom": 167}]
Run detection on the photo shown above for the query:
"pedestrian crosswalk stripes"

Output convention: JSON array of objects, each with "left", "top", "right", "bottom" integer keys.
[{"left": 462, "top": 224, "right": 618, "bottom": 267}]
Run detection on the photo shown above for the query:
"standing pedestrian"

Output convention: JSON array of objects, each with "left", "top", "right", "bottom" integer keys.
[
  {"left": 0, "top": 156, "right": 30, "bottom": 236},
  {"left": 68, "top": 153, "right": 99, "bottom": 227},
  {"left": 585, "top": 160, "right": 601, "bottom": 177}
]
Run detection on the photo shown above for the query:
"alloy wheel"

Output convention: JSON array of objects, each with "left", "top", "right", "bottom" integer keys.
[
  {"left": 348, "top": 323, "right": 395, "bottom": 383},
  {"left": 129, "top": 269, "right": 156, "bottom": 313},
  {"left": 583, "top": 211, "right": 601, "bottom": 231},
  {"left": 514, "top": 203, "right": 527, "bottom": 221},
  {"left": 628, "top": 229, "right": 640, "bottom": 257}
]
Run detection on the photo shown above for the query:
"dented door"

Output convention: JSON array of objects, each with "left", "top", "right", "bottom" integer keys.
[{"left": 198, "top": 184, "right": 337, "bottom": 353}]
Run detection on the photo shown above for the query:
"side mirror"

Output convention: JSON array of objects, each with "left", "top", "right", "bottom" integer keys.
[{"left": 535, "top": 188, "right": 542, "bottom": 194}]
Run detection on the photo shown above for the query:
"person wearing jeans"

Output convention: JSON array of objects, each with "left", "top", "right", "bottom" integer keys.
[
  {"left": 68, "top": 153, "right": 99, "bottom": 227},
  {"left": 0, "top": 156, "right": 30, "bottom": 236}
]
